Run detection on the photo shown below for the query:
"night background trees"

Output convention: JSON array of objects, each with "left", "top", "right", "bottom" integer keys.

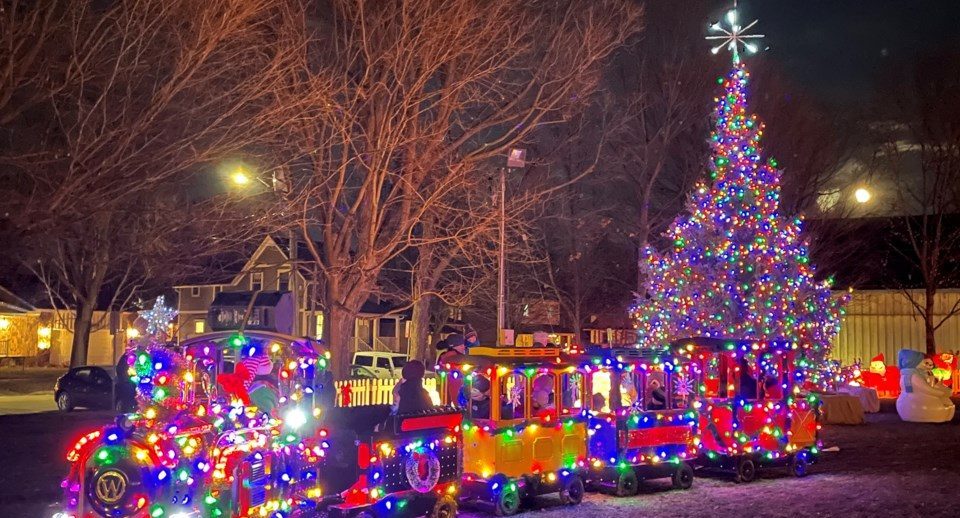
[{"left": 0, "top": 0, "right": 958, "bottom": 372}]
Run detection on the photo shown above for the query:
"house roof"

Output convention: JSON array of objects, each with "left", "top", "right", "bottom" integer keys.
[{"left": 0, "top": 284, "right": 36, "bottom": 314}]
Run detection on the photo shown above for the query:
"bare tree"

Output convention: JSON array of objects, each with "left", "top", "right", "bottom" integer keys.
[
  {"left": 875, "top": 49, "right": 960, "bottom": 355},
  {"left": 0, "top": 0, "right": 63, "bottom": 125},
  {"left": 1, "top": 0, "right": 292, "bottom": 365},
  {"left": 270, "top": 0, "right": 642, "bottom": 376}
]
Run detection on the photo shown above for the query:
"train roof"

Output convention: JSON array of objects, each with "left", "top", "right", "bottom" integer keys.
[
  {"left": 180, "top": 330, "right": 322, "bottom": 357},
  {"left": 442, "top": 345, "right": 570, "bottom": 367},
  {"left": 668, "top": 336, "right": 795, "bottom": 353}
]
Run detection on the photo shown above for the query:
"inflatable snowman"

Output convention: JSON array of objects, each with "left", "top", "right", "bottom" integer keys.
[{"left": 896, "top": 349, "right": 956, "bottom": 423}]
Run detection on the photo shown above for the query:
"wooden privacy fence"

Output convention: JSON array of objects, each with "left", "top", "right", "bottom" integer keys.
[{"left": 333, "top": 377, "right": 441, "bottom": 407}]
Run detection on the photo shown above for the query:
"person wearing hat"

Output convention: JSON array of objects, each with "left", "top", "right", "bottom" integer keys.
[{"left": 393, "top": 360, "right": 434, "bottom": 415}]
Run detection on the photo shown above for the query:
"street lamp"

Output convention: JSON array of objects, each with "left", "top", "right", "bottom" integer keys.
[
  {"left": 854, "top": 187, "right": 871, "bottom": 204},
  {"left": 223, "top": 163, "right": 302, "bottom": 337},
  {"left": 497, "top": 148, "right": 526, "bottom": 346}
]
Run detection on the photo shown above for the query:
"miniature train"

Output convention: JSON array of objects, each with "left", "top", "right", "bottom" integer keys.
[{"left": 56, "top": 334, "right": 821, "bottom": 518}]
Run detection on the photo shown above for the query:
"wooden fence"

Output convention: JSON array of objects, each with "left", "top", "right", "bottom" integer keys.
[{"left": 333, "top": 377, "right": 441, "bottom": 407}]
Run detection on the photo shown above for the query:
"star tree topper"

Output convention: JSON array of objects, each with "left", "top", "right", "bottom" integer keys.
[
  {"left": 140, "top": 295, "right": 177, "bottom": 336},
  {"left": 705, "top": 1, "right": 764, "bottom": 63}
]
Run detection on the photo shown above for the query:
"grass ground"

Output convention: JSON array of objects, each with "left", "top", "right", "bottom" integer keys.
[
  {"left": 0, "top": 367, "right": 66, "bottom": 395},
  {"left": 1, "top": 400, "right": 956, "bottom": 518}
]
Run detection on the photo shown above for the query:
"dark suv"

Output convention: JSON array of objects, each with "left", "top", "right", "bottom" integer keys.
[{"left": 54, "top": 366, "right": 116, "bottom": 411}]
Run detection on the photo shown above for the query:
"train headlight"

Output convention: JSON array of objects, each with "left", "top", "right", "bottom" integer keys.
[{"left": 285, "top": 408, "right": 307, "bottom": 430}]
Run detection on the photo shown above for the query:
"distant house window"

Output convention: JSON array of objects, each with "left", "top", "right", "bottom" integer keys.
[
  {"left": 251, "top": 272, "right": 263, "bottom": 291},
  {"left": 194, "top": 320, "right": 205, "bottom": 334},
  {"left": 190, "top": 286, "right": 200, "bottom": 297},
  {"left": 278, "top": 272, "right": 290, "bottom": 292},
  {"left": 522, "top": 304, "right": 530, "bottom": 317},
  {"left": 378, "top": 318, "right": 397, "bottom": 338}
]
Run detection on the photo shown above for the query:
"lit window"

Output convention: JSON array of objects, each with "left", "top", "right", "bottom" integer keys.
[
  {"left": 194, "top": 320, "right": 205, "bottom": 334},
  {"left": 314, "top": 313, "right": 324, "bottom": 339},
  {"left": 251, "top": 272, "right": 263, "bottom": 291}
]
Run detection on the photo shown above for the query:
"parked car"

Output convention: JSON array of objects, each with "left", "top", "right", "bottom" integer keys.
[
  {"left": 54, "top": 366, "right": 116, "bottom": 411},
  {"left": 350, "top": 351, "right": 408, "bottom": 378}
]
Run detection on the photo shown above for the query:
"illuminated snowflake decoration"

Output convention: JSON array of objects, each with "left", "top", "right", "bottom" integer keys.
[
  {"left": 705, "top": 3, "right": 764, "bottom": 63},
  {"left": 140, "top": 295, "right": 177, "bottom": 336}
]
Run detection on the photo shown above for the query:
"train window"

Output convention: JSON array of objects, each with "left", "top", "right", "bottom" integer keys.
[
  {"left": 560, "top": 372, "right": 584, "bottom": 414},
  {"left": 620, "top": 371, "right": 641, "bottom": 408},
  {"left": 737, "top": 356, "right": 759, "bottom": 400},
  {"left": 589, "top": 371, "right": 612, "bottom": 412},
  {"left": 531, "top": 373, "right": 556, "bottom": 417},
  {"left": 643, "top": 371, "right": 668, "bottom": 411},
  {"left": 467, "top": 374, "right": 492, "bottom": 420},
  {"left": 759, "top": 353, "right": 786, "bottom": 400},
  {"left": 704, "top": 355, "right": 722, "bottom": 397},
  {"left": 671, "top": 369, "right": 697, "bottom": 409},
  {"left": 498, "top": 373, "right": 526, "bottom": 420}
]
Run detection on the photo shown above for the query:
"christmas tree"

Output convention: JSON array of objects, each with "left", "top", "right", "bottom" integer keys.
[{"left": 633, "top": 11, "right": 846, "bottom": 377}]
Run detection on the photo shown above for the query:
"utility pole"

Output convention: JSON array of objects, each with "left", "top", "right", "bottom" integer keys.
[
  {"left": 497, "top": 166, "right": 506, "bottom": 345},
  {"left": 498, "top": 148, "right": 526, "bottom": 346}
]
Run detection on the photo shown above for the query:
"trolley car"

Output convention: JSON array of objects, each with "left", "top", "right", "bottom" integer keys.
[
  {"left": 573, "top": 346, "right": 699, "bottom": 496},
  {"left": 437, "top": 346, "right": 589, "bottom": 516},
  {"left": 672, "top": 337, "right": 821, "bottom": 482}
]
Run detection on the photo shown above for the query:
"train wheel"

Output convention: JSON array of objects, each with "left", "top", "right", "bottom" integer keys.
[
  {"left": 559, "top": 475, "right": 585, "bottom": 505},
  {"left": 734, "top": 458, "right": 757, "bottom": 484},
  {"left": 790, "top": 454, "right": 808, "bottom": 478},
  {"left": 615, "top": 470, "right": 639, "bottom": 497},
  {"left": 672, "top": 463, "right": 694, "bottom": 490},
  {"left": 431, "top": 496, "right": 458, "bottom": 518},
  {"left": 494, "top": 483, "right": 521, "bottom": 516}
]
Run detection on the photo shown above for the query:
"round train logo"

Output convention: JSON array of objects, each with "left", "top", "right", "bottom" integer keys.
[{"left": 94, "top": 470, "right": 127, "bottom": 504}]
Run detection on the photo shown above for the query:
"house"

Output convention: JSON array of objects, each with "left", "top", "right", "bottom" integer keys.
[
  {"left": 0, "top": 285, "right": 137, "bottom": 366},
  {"left": 174, "top": 236, "right": 411, "bottom": 354}
]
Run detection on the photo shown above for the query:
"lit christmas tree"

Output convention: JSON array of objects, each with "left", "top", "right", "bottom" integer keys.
[{"left": 633, "top": 6, "right": 847, "bottom": 380}]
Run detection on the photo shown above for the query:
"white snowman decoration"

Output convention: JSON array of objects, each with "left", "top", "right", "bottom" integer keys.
[{"left": 895, "top": 349, "right": 956, "bottom": 423}]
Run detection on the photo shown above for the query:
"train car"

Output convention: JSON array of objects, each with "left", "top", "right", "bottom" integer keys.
[
  {"left": 56, "top": 330, "right": 330, "bottom": 518},
  {"left": 436, "top": 346, "right": 589, "bottom": 516},
  {"left": 574, "top": 346, "right": 699, "bottom": 496},
  {"left": 312, "top": 405, "right": 463, "bottom": 518},
  {"left": 671, "top": 337, "right": 821, "bottom": 482}
]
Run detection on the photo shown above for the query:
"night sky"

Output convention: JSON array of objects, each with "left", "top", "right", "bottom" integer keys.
[{"left": 736, "top": 0, "right": 960, "bottom": 108}]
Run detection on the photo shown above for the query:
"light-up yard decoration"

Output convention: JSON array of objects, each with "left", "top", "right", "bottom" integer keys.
[
  {"left": 671, "top": 337, "right": 822, "bottom": 482},
  {"left": 436, "top": 346, "right": 590, "bottom": 516},
  {"left": 571, "top": 346, "right": 700, "bottom": 496},
  {"left": 56, "top": 331, "right": 330, "bottom": 518}
]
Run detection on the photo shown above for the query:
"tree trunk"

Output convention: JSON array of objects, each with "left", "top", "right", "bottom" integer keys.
[
  {"left": 925, "top": 286, "right": 937, "bottom": 356},
  {"left": 327, "top": 304, "right": 356, "bottom": 379},
  {"left": 408, "top": 297, "right": 433, "bottom": 365},
  {"left": 70, "top": 300, "right": 96, "bottom": 367}
]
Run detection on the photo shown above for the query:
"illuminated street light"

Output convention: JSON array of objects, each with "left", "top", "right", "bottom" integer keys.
[
  {"left": 230, "top": 168, "right": 252, "bottom": 187},
  {"left": 854, "top": 187, "right": 871, "bottom": 204}
]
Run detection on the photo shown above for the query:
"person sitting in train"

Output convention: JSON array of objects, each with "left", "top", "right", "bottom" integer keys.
[
  {"left": 763, "top": 376, "right": 784, "bottom": 400},
  {"left": 739, "top": 358, "right": 758, "bottom": 400},
  {"left": 468, "top": 375, "right": 492, "bottom": 419},
  {"left": 393, "top": 360, "right": 434, "bottom": 415},
  {"left": 647, "top": 379, "right": 667, "bottom": 410},
  {"left": 591, "top": 392, "right": 607, "bottom": 412},
  {"left": 532, "top": 375, "right": 555, "bottom": 413}
]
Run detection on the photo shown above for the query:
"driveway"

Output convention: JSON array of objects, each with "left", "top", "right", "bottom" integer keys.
[{"left": 0, "top": 392, "right": 57, "bottom": 415}]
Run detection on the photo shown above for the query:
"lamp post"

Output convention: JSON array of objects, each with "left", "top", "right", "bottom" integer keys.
[
  {"left": 497, "top": 148, "right": 526, "bottom": 346},
  {"left": 854, "top": 187, "right": 871, "bottom": 204},
  {"left": 227, "top": 164, "right": 301, "bottom": 336}
]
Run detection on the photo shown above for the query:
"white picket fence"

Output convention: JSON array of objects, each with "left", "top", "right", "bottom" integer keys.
[{"left": 333, "top": 377, "right": 441, "bottom": 407}]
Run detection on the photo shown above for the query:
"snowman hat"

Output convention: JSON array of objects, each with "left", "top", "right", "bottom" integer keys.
[{"left": 871, "top": 353, "right": 885, "bottom": 364}]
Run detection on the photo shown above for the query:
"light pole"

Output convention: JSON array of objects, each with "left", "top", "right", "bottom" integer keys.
[
  {"left": 497, "top": 148, "right": 526, "bottom": 346},
  {"left": 227, "top": 165, "right": 301, "bottom": 337},
  {"left": 854, "top": 187, "right": 871, "bottom": 204}
]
